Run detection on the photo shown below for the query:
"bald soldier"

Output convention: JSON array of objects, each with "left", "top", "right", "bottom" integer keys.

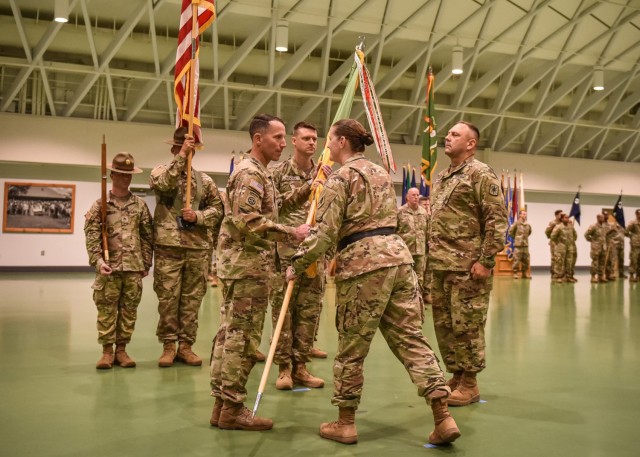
[
  {"left": 429, "top": 121, "right": 508, "bottom": 407},
  {"left": 397, "top": 187, "right": 429, "bottom": 291}
]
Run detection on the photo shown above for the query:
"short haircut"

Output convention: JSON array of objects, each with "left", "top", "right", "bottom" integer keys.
[
  {"left": 456, "top": 121, "right": 480, "bottom": 142},
  {"left": 293, "top": 121, "right": 317, "bottom": 135},
  {"left": 554, "top": 209, "right": 563, "bottom": 216},
  {"left": 249, "top": 114, "right": 285, "bottom": 140}
]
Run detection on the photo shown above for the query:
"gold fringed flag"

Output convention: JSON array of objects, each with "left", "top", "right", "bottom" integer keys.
[
  {"left": 354, "top": 48, "right": 396, "bottom": 173},
  {"left": 421, "top": 67, "right": 437, "bottom": 195},
  {"left": 174, "top": 0, "right": 215, "bottom": 145}
]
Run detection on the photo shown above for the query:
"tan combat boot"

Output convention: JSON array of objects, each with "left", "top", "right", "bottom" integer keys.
[
  {"left": 114, "top": 344, "right": 136, "bottom": 368},
  {"left": 427, "top": 391, "right": 461, "bottom": 445},
  {"left": 591, "top": 275, "right": 599, "bottom": 283},
  {"left": 311, "top": 347, "right": 328, "bottom": 359},
  {"left": 319, "top": 407, "right": 358, "bottom": 444},
  {"left": 631, "top": 274, "right": 638, "bottom": 283},
  {"left": 513, "top": 272, "right": 520, "bottom": 279},
  {"left": 599, "top": 276, "right": 609, "bottom": 283},
  {"left": 275, "top": 364, "right": 293, "bottom": 390},
  {"left": 158, "top": 341, "right": 177, "bottom": 367},
  {"left": 209, "top": 397, "right": 223, "bottom": 427},
  {"left": 445, "top": 371, "right": 463, "bottom": 392},
  {"left": 218, "top": 401, "right": 273, "bottom": 431},
  {"left": 292, "top": 363, "right": 324, "bottom": 388},
  {"left": 96, "top": 344, "right": 114, "bottom": 369},
  {"left": 176, "top": 342, "right": 202, "bottom": 366},
  {"left": 448, "top": 372, "right": 480, "bottom": 406},
  {"left": 255, "top": 350, "right": 266, "bottom": 362}
]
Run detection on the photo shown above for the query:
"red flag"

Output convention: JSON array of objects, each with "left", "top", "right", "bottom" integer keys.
[
  {"left": 512, "top": 174, "right": 518, "bottom": 219},
  {"left": 174, "top": 0, "right": 215, "bottom": 144}
]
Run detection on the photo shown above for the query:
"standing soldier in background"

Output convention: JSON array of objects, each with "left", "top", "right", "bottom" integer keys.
[
  {"left": 508, "top": 209, "right": 532, "bottom": 279},
  {"left": 603, "top": 211, "right": 618, "bottom": 281},
  {"left": 565, "top": 219, "right": 578, "bottom": 283},
  {"left": 419, "top": 196, "right": 433, "bottom": 304},
  {"left": 545, "top": 210, "right": 563, "bottom": 275},
  {"left": 269, "top": 121, "right": 330, "bottom": 391},
  {"left": 550, "top": 213, "right": 572, "bottom": 283},
  {"left": 287, "top": 119, "right": 460, "bottom": 446},
  {"left": 429, "top": 121, "right": 508, "bottom": 407},
  {"left": 85, "top": 153, "right": 153, "bottom": 369},
  {"left": 150, "top": 127, "right": 224, "bottom": 367},
  {"left": 625, "top": 209, "right": 640, "bottom": 282},
  {"left": 209, "top": 114, "right": 314, "bottom": 432},
  {"left": 609, "top": 222, "right": 627, "bottom": 279},
  {"left": 397, "top": 187, "right": 429, "bottom": 292},
  {"left": 585, "top": 213, "right": 610, "bottom": 283}
]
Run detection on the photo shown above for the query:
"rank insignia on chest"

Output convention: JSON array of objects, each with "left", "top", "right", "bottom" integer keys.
[{"left": 489, "top": 184, "right": 499, "bottom": 196}]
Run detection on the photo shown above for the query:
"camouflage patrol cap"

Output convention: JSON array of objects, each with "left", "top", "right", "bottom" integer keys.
[{"left": 107, "top": 152, "right": 143, "bottom": 174}]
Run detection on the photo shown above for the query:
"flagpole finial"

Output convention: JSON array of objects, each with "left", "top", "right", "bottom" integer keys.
[{"left": 356, "top": 35, "right": 366, "bottom": 51}]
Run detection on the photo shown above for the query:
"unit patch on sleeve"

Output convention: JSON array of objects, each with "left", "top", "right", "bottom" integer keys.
[{"left": 489, "top": 183, "right": 499, "bottom": 197}]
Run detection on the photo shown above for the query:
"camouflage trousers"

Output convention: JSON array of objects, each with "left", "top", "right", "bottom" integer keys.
[
  {"left": 565, "top": 248, "right": 577, "bottom": 278},
  {"left": 92, "top": 271, "right": 143, "bottom": 345},
  {"left": 431, "top": 270, "right": 492, "bottom": 373},
  {"left": 412, "top": 254, "right": 426, "bottom": 292},
  {"left": 552, "top": 244, "right": 567, "bottom": 279},
  {"left": 606, "top": 245, "right": 624, "bottom": 277},
  {"left": 332, "top": 264, "right": 446, "bottom": 408},
  {"left": 153, "top": 245, "right": 208, "bottom": 345},
  {"left": 210, "top": 278, "right": 268, "bottom": 403},
  {"left": 422, "top": 256, "right": 432, "bottom": 300},
  {"left": 269, "top": 258, "right": 324, "bottom": 365},
  {"left": 630, "top": 246, "right": 640, "bottom": 275},
  {"left": 512, "top": 246, "right": 530, "bottom": 273},
  {"left": 590, "top": 248, "right": 606, "bottom": 277}
]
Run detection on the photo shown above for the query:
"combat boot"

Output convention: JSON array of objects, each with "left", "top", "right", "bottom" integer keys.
[
  {"left": 311, "top": 347, "right": 328, "bottom": 358},
  {"left": 513, "top": 272, "right": 521, "bottom": 279},
  {"left": 158, "top": 341, "right": 177, "bottom": 367},
  {"left": 255, "top": 350, "right": 266, "bottom": 362},
  {"left": 292, "top": 362, "right": 324, "bottom": 388},
  {"left": 176, "top": 342, "right": 202, "bottom": 366},
  {"left": 445, "top": 371, "right": 463, "bottom": 392},
  {"left": 599, "top": 276, "right": 609, "bottom": 283},
  {"left": 218, "top": 401, "right": 273, "bottom": 431},
  {"left": 591, "top": 275, "right": 598, "bottom": 283},
  {"left": 523, "top": 273, "right": 532, "bottom": 279},
  {"left": 319, "top": 407, "right": 358, "bottom": 444},
  {"left": 114, "top": 344, "right": 136, "bottom": 368},
  {"left": 427, "top": 390, "right": 461, "bottom": 445},
  {"left": 209, "top": 397, "right": 223, "bottom": 427},
  {"left": 448, "top": 372, "right": 480, "bottom": 407},
  {"left": 275, "top": 364, "right": 293, "bottom": 390},
  {"left": 631, "top": 274, "right": 638, "bottom": 283},
  {"left": 96, "top": 344, "right": 114, "bottom": 369}
]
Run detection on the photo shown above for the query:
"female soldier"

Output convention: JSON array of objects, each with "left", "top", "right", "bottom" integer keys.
[{"left": 286, "top": 119, "right": 460, "bottom": 446}]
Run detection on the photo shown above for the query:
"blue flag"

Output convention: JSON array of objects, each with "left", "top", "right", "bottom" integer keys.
[
  {"left": 568, "top": 191, "right": 581, "bottom": 225},
  {"left": 401, "top": 166, "right": 407, "bottom": 205},
  {"left": 411, "top": 168, "right": 417, "bottom": 189},
  {"left": 613, "top": 194, "right": 625, "bottom": 228}
]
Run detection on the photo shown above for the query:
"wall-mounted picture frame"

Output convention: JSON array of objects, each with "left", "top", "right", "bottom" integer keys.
[{"left": 3, "top": 182, "right": 75, "bottom": 234}]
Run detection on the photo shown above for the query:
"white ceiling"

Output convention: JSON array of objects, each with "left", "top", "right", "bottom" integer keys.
[{"left": 1, "top": 0, "right": 639, "bottom": 162}]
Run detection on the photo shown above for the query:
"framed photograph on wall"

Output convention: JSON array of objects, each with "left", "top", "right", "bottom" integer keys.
[{"left": 3, "top": 182, "right": 75, "bottom": 234}]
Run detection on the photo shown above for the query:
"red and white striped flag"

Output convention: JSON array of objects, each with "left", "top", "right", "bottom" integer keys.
[{"left": 174, "top": 0, "right": 215, "bottom": 144}]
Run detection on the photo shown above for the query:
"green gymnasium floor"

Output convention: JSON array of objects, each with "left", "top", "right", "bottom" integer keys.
[{"left": 0, "top": 271, "right": 638, "bottom": 457}]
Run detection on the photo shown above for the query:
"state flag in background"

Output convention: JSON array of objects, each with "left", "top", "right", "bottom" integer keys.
[
  {"left": 568, "top": 190, "right": 581, "bottom": 225},
  {"left": 613, "top": 193, "right": 625, "bottom": 228}
]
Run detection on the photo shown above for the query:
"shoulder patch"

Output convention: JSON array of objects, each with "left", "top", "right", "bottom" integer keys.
[{"left": 489, "top": 183, "right": 500, "bottom": 197}]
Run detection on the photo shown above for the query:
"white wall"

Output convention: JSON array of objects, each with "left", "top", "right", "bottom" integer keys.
[{"left": 1, "top": 113, "right": 639, "bottom": 268}]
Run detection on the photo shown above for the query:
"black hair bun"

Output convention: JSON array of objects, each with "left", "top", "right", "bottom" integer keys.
[{"left": 361, "top": 132, "right": 374, "bottom": 146}]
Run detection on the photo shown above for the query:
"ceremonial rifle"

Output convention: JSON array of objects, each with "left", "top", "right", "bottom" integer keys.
[{"left": 101, "top": 135, "right": 109, "bottom": 263}]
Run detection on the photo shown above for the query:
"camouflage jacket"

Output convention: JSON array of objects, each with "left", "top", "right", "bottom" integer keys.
[
  {"left": 508, "top": 221, "right": 532, "bottom": 247},
  {"left": 625, "top": 220, "right": 640, "bottom": 247},
  {"left": 550, "top": 223, "right": 573, "bottom": 248},
  {"left": 429, "top": 157, "right": 507, "bottom": 271},
  {"left": 545, "top": 219, "right": 560, "bottom": 239},
  {"left": 216, "top": 156, "right": 311, "bottom": 279},
  {"left": 396, "top": 204, "right": 427, "bottom": 256},
  {"left": 584, "top": 223, "right": 610, "bottom": 251},
  {"left": 84, "top": 192, "right": 153, "bottom": 272},
  {"left": 271, "top": 157, "right": 315, "bottom": 260},
  {"left": 612, "top": 224, "right": 625, "bottom": 247},
  {"left": 149, "top": 153, "right": 224, "bottom": 250},
  {"left": 291, "top": 154, "right": 412, "bottom": 281}
]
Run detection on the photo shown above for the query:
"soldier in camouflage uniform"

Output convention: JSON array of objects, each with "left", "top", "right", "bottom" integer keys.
[
  {"left": 545, "top": 210, "right": 563, "bottom": 275},
  {"left": 84, "top": 153, "right": 153, "bottom": 369},
  {"left": 607, "top": 222, "right": 627, "bottom": 279},
  {"left": 269, "top": 121, "right": 330, "bottom": 391},
  {"left": 419, "top": 196, "right": 433, "bottom": 303},
  {"left": 584, "top": 213, "right": 611, "bottom": 283},
  {"left": 565, "top": 219, "right": 578, "bottom": 282},
  {"left": 150, "top": 127, "right": 224, "bottom": 367},
  {"left": 208, "top": 114, "right": 313, "bottom": 432},
  {"left": 508, "top": 209, "right": 532, "bottom": 279},
  {"left": 625, "top": 209, "right": 640, "bottom": 282},
  {"left": 429, "top": 121, "right": 508, "bottom": 407},
  {"left": 287, "top": 119, "right": 460, "bottom": 446},
  {"left": 397, "top": 187, "right": 428, "bottom": 292},
  {"left": 550, "top": 214, "right": 573, "bottom": 283}
]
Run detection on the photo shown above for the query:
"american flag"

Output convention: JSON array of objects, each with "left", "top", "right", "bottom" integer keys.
[{"left": 174, "top": 0, "right": 215, "bottom": 144}]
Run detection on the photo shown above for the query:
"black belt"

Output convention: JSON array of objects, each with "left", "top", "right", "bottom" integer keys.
[{"left": 337, "top": 227, "right": 395, "bottom": 252}]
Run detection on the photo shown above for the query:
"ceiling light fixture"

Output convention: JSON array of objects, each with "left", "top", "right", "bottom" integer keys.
[
  {"left": 452, "top": 45, "right": 463, "bottom": 75},
  {"left": 54, "top": 0, "right": 69, "bottom": 23},
  {"left": 593, "top": 66, "right": 604, "bottom": 91},
  {"left": 275, "top": 20, "right": 288, "bottom": 52}
]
